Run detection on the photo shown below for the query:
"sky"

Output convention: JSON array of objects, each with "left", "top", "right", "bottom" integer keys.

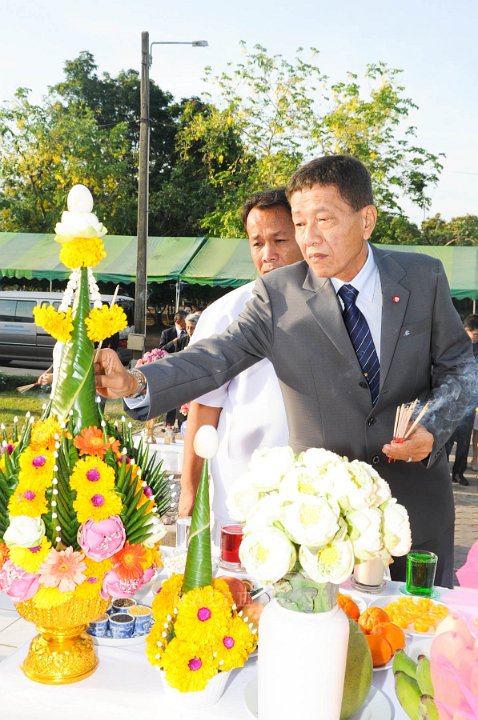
[{"left": 1, "top": 0, "right": 477, "bottom": 225}]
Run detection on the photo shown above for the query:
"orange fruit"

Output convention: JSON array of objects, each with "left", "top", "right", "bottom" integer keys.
[
  {"left": 366, "top": 634, "right": 393, "bottom": 667},
  {"left": 337, "top": 593, "right": 360, "bottom": 621},
  {"left": 358, "top": 607, "right": 390, "bottom": 634},
  {"left": 370, "top": 621, "right": 406, "bottom": 652}
]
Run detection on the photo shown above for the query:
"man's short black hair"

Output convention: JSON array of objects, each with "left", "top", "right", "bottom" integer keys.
[
  {"left": 464, "top": 314, "right": 478, "bottom": 331},
  {"left": 241, "top": 188, "right": 291, "bottom": 230},
  {"left": 174, "top": 310, "right": 187, "bottom": 322},
  {"left": 286, "top": 155, "right": 374, "bottom": 211}
]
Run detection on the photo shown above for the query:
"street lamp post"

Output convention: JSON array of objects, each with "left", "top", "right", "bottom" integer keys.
[{"left": 133, "top": 31, "right": 208, "bottom": 361}]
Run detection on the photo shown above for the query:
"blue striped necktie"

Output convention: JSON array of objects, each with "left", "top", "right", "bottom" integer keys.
[{"left": 338, "top": 284, "right": 380, "bottom": 406}]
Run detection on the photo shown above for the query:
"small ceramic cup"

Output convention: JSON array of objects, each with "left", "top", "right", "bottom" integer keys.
[
  {"left": 109, "top": 612, "right": 135, "bottom": 638},
  {"left": 111, "top": 598, "right": 137, "bottom": 614},
  {"left": 129, "top": 605, "right": 153, "bottom": 634},
  {"left": 87, "top": 613, "right": 109, "bottom": 637}
]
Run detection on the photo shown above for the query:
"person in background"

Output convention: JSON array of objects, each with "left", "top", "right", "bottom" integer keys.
[
  {"left": 178, "top": 189, "right": 303, "bottom": 538},
  {"left": 162, "top": 313, "right": 201, "bottom": 426},
  {"left": 95, "top": 155, "right": 476, "bottom": 588},
  {"left": 158, "top": 310, "right": 187, "bottom": 348},
  {"left": 445, "top": 313, "right": 478, "bottom": 485}
]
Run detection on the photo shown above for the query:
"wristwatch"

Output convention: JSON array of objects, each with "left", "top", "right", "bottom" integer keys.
[{"left": 126, "top": 368, "right": 147, "bottom": 398}]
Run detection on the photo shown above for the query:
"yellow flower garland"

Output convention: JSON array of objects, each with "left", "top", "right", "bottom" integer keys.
[
  {"left": 33, "top": 305, "right": 73, "bottom": 343},
  {"left": 85, "top": 304, "right": 127, "bottom": 343},
  {"left": 59, "top": 236, "right": 106, "bottom": 269}
]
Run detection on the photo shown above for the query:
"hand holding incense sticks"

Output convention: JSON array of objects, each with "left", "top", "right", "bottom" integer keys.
[{"left": 389, "top": 399, "right": 431, "bottom": 462}]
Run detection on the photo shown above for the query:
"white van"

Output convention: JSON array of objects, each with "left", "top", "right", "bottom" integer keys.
[{"left": 0, "top": 291, "right": 134, "bottom": 367}]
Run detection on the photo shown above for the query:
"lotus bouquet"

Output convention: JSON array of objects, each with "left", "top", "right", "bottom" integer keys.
[
  {"left": 0, "top": 185, "right": 171, "bottom": 683},
  {"left": 146, "top": 427, "right": 257, "bottom": 697},
  {"left": 228, "top": 446, "right": 411, "bottom": 597}
]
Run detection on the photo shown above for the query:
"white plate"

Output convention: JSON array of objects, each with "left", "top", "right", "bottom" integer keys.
[
  {"left": 368, "top": 595, "right": 448, "bottom": 636},
  {"left": 90, "top": 632, "right": 148, "bottom": 647},
  {"left": 243, "top": 680, "right": 392, "bottom": 719},
  {"left": 338, "top": 589, "right": 368, "bottom": 614}
]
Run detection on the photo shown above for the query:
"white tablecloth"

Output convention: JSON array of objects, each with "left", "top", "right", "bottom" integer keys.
[
  {"left": 142, "top": 439, "right": 184, "bottom": 473},
  {"left": 0, "top": 581, "right": 476, "bottom": 720}
]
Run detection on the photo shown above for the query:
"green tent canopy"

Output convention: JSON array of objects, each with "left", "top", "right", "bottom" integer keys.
[{"left": 1, "top": 233, "right": 478, "bottom": 299}]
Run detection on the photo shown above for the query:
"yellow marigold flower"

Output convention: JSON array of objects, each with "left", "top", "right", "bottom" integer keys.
[
  {"left": 212, "top": 578, "right": 234, "bottom": 606},
  {"left": 174, "top": 586, "right": 231, "bottom": 645},
  {"left": 161, "top": 637, "right": 219, "bottom": 692},
  {"left": 33, "top": 304, "right": 73, "bottom": 343},
  {"left": 59, "top": 236, "right": 106, "bottom": 269},
  {"left": 85, "top": 304, "right": 127, "bottom": 343},
  {"left": 215, "top": 615, "right": 257, "bottom": 672},
  {"left": 32, "top": 586, "right": 74, "bottom": 609},
  {"left": 18, "top": 448, "right": 55, "bottom": 490},
  {"left": 73, "top": 489, "right": 122, "bottom": 523},
  {"left": 8, "top": 482, "right": 48, "bottom": 517},
  {"left": 73, "top": 557, "right": 113, "bottom": 599},
  {"left": 9, "top": 538, "right": 51, "bottom": 573},
  {"left": 152, "top": 573, "right": 183, "bottom": 619},
  {"left": 145, "top": 623, "right": 168, "bottom": 667},
  {"left": 69, "top": 456, "right": 115, "bottom": 493},
  {"left": 30, "top": 417, "right": 62, "bottom": 452}
]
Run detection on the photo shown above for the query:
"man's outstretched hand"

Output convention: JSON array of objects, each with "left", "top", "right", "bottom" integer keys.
[{"left": 94, "top": 349, "right": 138, "bottom": 399}]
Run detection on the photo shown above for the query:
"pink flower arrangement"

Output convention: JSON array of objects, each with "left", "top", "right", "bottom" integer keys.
[
  {"left": 0, "top": 560, "right": 40, "bottom": 602},
  {"left": 135, "top": 347, "right": 169, "bottom": 367},
  {"left": 77, "top": 516, "right": 126, "bottom": 561},
  {"left": 179, "top": 402, "right": 190, "bottom": 417},
  {"left": 39, "top": 547, "right": 87, "bottom": 593}
]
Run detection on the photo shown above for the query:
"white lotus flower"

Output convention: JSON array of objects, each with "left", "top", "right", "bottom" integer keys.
[
  {"left": 55, "top": 211, "right": 107, "bottom": 239},
  {"left": 244, "top": 493, "right": 283, "bottom": 531},
  {"left": 143, "top": 515, "right": 167, "bottom": 548},
  {"left": 279, "top": 466, "right": 324, "bottom": 501},
  {"left": 248, "top": 446, "right": 295, "bottom": 492},
  {"left": 226, "top": 474, "right": 261, "bottom": 522},
  {"left": 239, "top": 526, "right": 296, "bottom": 583},
  {"left": 347, "top": 507, "right": 383, "bottom": 560},
  {"left": 4, "top": 516, "right": 46, "bottom": 548},
  {"left": 299, "top": 539, "right": 354, "bottom": 584},
  {"left": 382, "top": 499, "right": 411, "bottom": 556},
  {"left": 281, "top": 496, "right": 339, "bottom": 547}
]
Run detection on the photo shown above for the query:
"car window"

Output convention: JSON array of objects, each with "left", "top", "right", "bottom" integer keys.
[
  {"left": 15, "top": 300, "right": 36, "bottom": 323},
  {"left": 0, "top": 299, "right": 16, "bottom": 321}
]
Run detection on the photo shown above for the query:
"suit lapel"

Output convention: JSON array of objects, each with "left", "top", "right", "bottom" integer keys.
[
  {"left": 372, "top": 245, "right": 410, "bottom": 390},
  {"left": 303, "top": 270, "right": 359, "bottom": 364}
]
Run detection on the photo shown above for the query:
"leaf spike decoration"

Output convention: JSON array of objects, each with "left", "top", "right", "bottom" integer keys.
[{"left": 182, "top": 425, "right": 219, "bottom": 594}]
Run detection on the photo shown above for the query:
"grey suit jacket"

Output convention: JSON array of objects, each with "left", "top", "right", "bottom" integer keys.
[{"left": 131, "top": 245, "right": 476, "bottom": 544}]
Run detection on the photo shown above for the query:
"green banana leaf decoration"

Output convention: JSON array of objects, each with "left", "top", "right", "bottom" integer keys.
[
  {"left": 182, "top": 458, "right": 213, "bottom": 593},
  {"left": 50, "top": 266, "right": 100, "bottom": 433}
]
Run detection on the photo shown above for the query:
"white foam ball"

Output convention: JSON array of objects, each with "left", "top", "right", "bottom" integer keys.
[
  {"left": 67, "top": 184, "right": 94, "bottom": 213},
  {"left": 193, "top": 425, "right": 219, "bottom": 459}
]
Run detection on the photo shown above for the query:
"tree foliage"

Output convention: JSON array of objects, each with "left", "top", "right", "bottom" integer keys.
[{"left": 178, "top": 43, "right": 444, "bottom": 236}]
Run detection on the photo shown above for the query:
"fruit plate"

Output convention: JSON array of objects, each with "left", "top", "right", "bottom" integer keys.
[
  {"left": 338, "top": 589, "right": 368, "bottom": 614},
  {"left": 243, "top": 680, "right": 392, "bottom": 719},
  {"left": 368, "top": 594, "right": 448, "bottom": 636}
]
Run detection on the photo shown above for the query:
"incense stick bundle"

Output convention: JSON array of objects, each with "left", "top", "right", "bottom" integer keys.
[
  {"left": 16, "top": 365, "right": 53, "bottom": 393},
  {"left": 392, "top": 399, "right": 430, "bottom": 440}
]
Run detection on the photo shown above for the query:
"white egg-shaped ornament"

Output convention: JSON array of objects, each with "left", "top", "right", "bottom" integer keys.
[
  {"left": 67, "top": 184, "right": 94, "bottom": 213},
  {"left": 193, "top": 425, "right": 219, "bottom": 459}
]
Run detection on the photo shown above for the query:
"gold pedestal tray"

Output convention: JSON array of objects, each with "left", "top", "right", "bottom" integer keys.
[{"left": 16, "top": 595, "right": 109, "bottom": 684}]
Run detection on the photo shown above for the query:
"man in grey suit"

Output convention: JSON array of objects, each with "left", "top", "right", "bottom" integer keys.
[{"left": 96, "top": 155, "right": 476, "bottom": 588}]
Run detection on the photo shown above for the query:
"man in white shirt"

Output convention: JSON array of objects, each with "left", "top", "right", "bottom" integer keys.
[{"left": 178, "top": 189, "right": 303, "bottom": 538}]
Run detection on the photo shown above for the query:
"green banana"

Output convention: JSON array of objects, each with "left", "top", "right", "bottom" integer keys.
[
  {"left": 416, "top": 655, "right": 434, "bottom": 697},
  {"left": 418, "top": 695, "right": 439, "bottom": 720},
  {"left": 394, "top": 671, "right": 421, "bottom": 720},
  {"left": 393, "top": 649, "right": 418, "bottom": 679}
]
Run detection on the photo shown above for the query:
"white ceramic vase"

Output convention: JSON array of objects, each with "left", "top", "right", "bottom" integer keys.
[
  {"left": 160, "top": 668, "right": 231, "bottom": 709},
  {"left": 258, "top": 597, "right": 349, "bottom": 720}
]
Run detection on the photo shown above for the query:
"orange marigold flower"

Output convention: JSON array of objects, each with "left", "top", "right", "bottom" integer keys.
[
  {"left": 113, "top": 542, "right": 147, "bottom": 581},
  {"left": 74, "top": 426, "right": 111, "bottom": 458},
  {"left": 0, "top": 542, "right": 9, "bottom": 569}
]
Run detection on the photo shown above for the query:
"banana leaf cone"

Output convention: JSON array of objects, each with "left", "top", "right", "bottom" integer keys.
[
  {"left": 182, "top": 458, "right": 213, "bottom": 593},
  {"left": 49, "top": 266, "right": 101, "bottom": 433}
]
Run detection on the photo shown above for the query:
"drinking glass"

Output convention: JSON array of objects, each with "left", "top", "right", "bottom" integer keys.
[
  {"left": 406, "top": 550, "right": 438, "bottom": 597},
  {"left": 219, "top": 524, "right": 244, "bottom": 570}
]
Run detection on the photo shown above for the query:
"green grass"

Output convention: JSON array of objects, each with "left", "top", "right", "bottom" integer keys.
[{"left": 0, "top": 374, "right": 145, "bottom": 432}]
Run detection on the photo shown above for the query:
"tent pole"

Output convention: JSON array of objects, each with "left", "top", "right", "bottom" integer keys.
[
  {"left": 175, "top": 280, "right": 180, "bottom": 313},
  {"left": 473, "top": 300, "right": 476, "bottom": 314}
]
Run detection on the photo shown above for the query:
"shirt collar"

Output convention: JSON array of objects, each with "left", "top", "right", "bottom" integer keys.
[{"left": 330, "top": 244, "right": 377, "bottom": 300}]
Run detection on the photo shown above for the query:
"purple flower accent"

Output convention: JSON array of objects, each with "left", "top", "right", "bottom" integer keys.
[
  {"left": 87, "top": 576, "right": 98, "bottom": 584},
  {"left": 29, "top": 546, "right": 41, "bottom": 553},
  {"left": 23, "top": 490, "right": 36, "bottom": 501},
  {"left": 223, "top": 636, "right": 235, "bottom": 649},
  {"left": 1, "top": 443, "right": 14, "bottom": 455},
  {"left": 32, "top": 455, "right": 46, "bottom": 468},
  {"left": 197, "top": 607, "right": 211, "bottom": 622},
  {"left": 86, "top": 468, "right": 101, "bottom": 482},
  {"left": 91, "top": 494, "right": 105, "bottom": 507},
  {"left": 143, "top": 486, "right": 153, "bottom": 498},
  {"left": 117, "top": 455, "right": 131, "bottom": 464},
  {"left": 188, "top": 657, "right": 202, "bottom": 672}
]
